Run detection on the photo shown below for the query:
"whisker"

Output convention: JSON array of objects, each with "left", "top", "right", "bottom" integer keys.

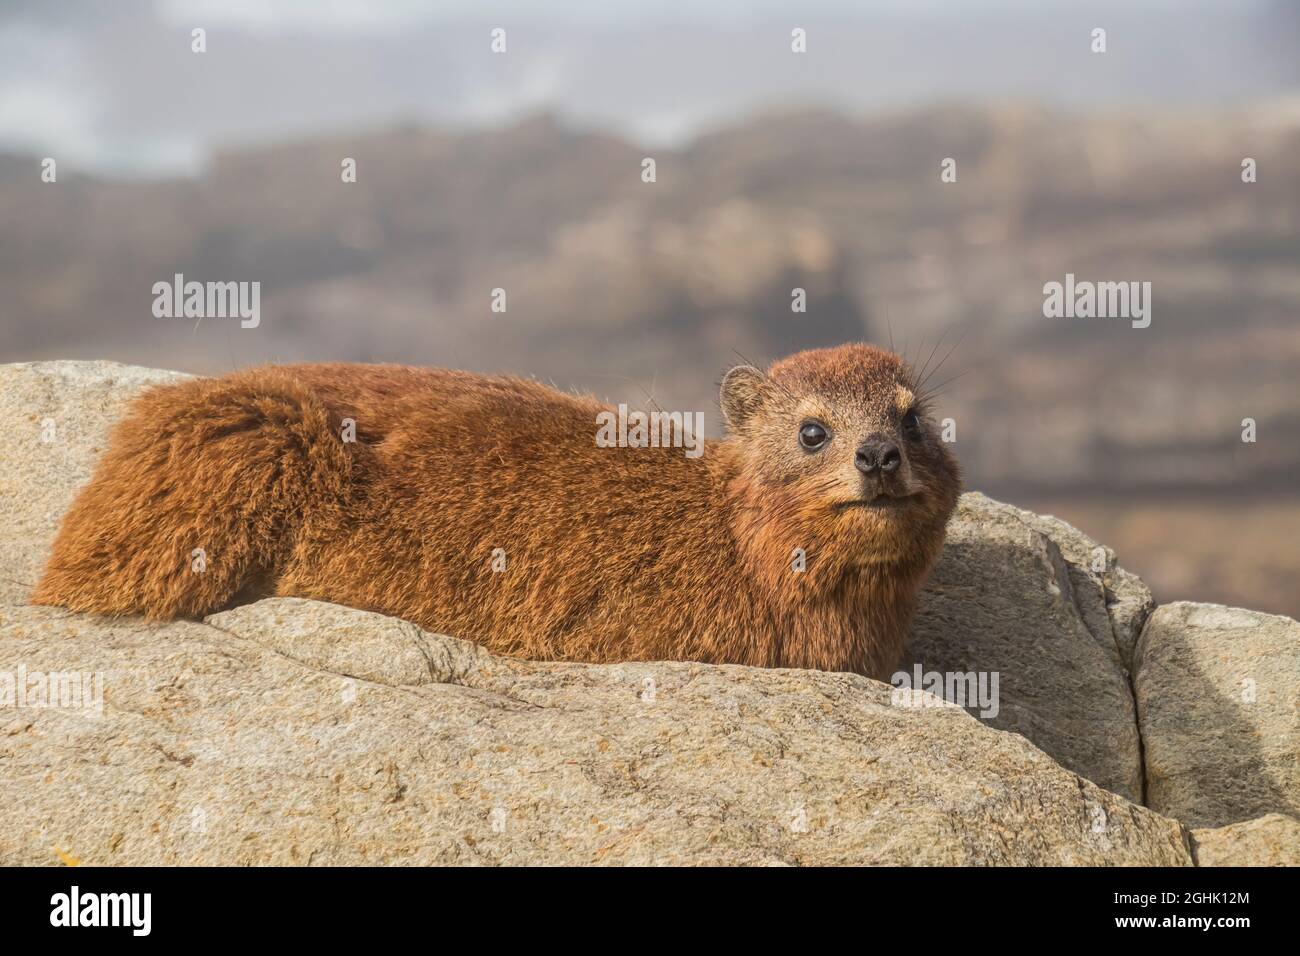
[
  {"left": 916, "top": 325, "right": 968, "bottom": 393},
  {"left": 922, "top": 366, "right": 979, "bottom": 398},
  {"left": 915, "top": 327, "right": 947, "bottom": 385}
]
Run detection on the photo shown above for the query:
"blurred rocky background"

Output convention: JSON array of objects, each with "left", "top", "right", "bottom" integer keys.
[{"left": 2, "top": 0, "right": 1297, "bottom": 617}]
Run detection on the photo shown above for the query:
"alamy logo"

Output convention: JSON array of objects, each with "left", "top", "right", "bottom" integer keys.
[
  {"left": 1043, "top": 273, "right": 1151, "bottom": 328},
  {"left": 595, "top": 404, "right": 705, "bottom": 459},
  {"left": 890, "top": 664, "right": 1000, "bottom": 718},
  {"left": 50, "top": 886, "right": 151, "bottom": 936},
  {"left": 152, "top": 273, "right": 260, "bottom": 328},
  {"left": 0, "top": 666, "right": 103, "bottom": 716}
]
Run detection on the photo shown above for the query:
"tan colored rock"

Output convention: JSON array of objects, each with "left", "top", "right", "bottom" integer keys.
[
  {"left": 0, "top": 366, "right": 1154, "bottom": 811},
  {"left": 1134, "top": 602, "right": 1299, "bottom": 829},
  {"left": 0, "top": 361, "right": 191, "bottom": 606},
  {"left": 909, "top": 493, "right": 1149, "bottom": 803},
  {"left": 0, "top": 599, "right": 1192, "bottom": 866},
  {"left": 6, "top": 360, "right": 1297, "bottom": 864},
  {"left": 1190, "top": 814, "right": 1300, "bottom": 866},
  {"left": 0, "top": 363, "right": 1148, "bottom": 809}
]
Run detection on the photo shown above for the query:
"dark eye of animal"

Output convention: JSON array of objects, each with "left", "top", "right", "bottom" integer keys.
[
  {"left": 901, "top": 408, "right": 921, "bottom": 436},
  {"left": 798, "top": 421, "right": 830, "bottom": 451}
]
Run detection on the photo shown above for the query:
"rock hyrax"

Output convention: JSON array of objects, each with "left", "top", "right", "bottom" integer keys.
[{"left": 34, "top": 343, "right": 961, "bottom": 679}]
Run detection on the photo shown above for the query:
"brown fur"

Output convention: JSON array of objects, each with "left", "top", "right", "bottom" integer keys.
[{"left": 33, "top": 344, "right": 960, "bottom": 680}]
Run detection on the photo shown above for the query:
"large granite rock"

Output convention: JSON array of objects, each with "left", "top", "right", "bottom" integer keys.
[
  {"left": 0, "top": 361, "right": 191, "bottom": 606},
  {"left": 0, "top": 599, "right": 1192, "bottom": 866},
  {"left": 1190, "top": 814, "right": 1300, "bottom": 867},
  {"left": 1134, "top": 602, "right": 1299, "bottom": 829},
  {"left": 909, "top": 493, "right": 1151, "bottom": 803},
  {"left": 0, "top": 360, "right": 1295, "bottom": 865},
  {"left": 0, "top": 361, "right": 1152, "bottom": 802}
]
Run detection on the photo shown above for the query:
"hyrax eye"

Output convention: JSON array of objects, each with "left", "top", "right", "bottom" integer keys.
[
  {"left": 901, "top": 409, "right": 921, "bottom": 436},
  {"left": 798, "top": 421, "right": 830, "bottom": 451}
]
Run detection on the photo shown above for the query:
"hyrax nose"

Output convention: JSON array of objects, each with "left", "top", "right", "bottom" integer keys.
[{"left": 855, "top": 439, "right": 902, "bottom": 476}]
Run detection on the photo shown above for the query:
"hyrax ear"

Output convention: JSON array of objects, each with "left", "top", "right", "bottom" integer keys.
[{"left": 719, "top": 365, "right": 769, "bottom": 431}]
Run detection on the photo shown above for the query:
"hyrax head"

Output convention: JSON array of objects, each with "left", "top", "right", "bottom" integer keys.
[{"left": 720, "top": 344, "right": 961, "bottom": 547}]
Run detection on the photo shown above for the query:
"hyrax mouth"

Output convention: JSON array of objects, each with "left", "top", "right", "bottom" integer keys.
[{"left": 834, "top": 493, "right": 916, "bottom": 511}]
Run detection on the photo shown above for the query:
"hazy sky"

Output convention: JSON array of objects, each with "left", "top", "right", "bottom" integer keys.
[{"left": 2, "top": 0, "right": 1297, "bottom": 175}]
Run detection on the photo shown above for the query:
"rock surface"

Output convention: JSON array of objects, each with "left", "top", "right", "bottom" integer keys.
[
  {"left": 0, "top": 360, "right": 1295, "bottom": 865},
  {"left": 1, "top": 361, "right": 1153, "bottom": 801},
  {"left": 1190, "top": 814, "right": 1300, "bottom": 867},
  {"left": 1135, "top": 602, "right": 1299, "bottom": 829},
  {"left": 909, "top": 493, "right": 1150, "bottom": 803},
  {"left": 0, "top": 361, "right": 191, "bottom": 606},
  {"left": 0, "top": 599, "right": 1192, "bottom": 866}
]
